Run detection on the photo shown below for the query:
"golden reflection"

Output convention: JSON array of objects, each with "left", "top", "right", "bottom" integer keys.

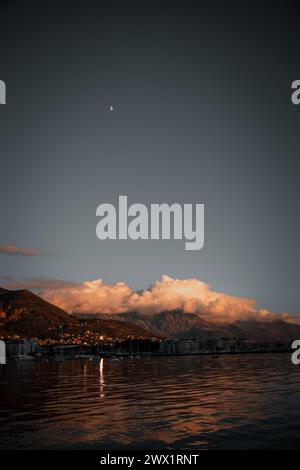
[{"left": 99, "top": 358, "right": 105, "bottom": 398}]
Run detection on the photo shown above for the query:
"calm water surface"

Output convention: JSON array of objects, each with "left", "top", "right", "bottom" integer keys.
[{"left": 0, "top": 354, "right": 300, "bottom": 449}]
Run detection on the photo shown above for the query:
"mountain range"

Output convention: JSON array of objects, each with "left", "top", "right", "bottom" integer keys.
[
  {"left": 94, "top": 310, "right": 300, "bottom": 342},
  {"left": 1, "top": 286, "right": 300, "bottom": 343}
]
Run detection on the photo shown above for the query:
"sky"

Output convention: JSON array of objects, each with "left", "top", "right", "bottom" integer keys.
[{"left": 0, "top": 1, "right": 299, "bottom": 316}]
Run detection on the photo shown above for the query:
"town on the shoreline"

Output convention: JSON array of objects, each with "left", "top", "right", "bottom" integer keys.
[{"left": 2, "top": 336, "right": 292, "bottom": 362}]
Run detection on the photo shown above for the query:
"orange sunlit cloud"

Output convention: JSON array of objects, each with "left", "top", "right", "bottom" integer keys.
[{"left": 4, "top": 275, "right": 296, "bottom": 324}]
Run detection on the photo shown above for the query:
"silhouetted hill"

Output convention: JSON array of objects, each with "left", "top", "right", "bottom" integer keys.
[
  {"left": 93, "top": 310, "right": 300, "bottom": 341},
  {"left": 0, "top": 288, "right": 157, "bottom": 342},
  {"left": 231, "top": 319, "right": 300, "bottom": 342},
  {"left": 115, "top": 310, "right": 227, "bottom": 339}
]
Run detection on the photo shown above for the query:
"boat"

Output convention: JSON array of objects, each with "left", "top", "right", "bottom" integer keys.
[
  {"left": 89, "top": 356, "right": 101, "bottom": 362},
  {"left": 109, "top": 356, "right": 120, "bottom": 363},
  {"left": 14, "top": 354, "right": 35, "bottom": 361}
]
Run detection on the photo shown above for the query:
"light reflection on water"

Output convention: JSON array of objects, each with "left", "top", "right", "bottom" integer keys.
[{"left": 0, "top": 354, "right": 300, "bottom": 449}]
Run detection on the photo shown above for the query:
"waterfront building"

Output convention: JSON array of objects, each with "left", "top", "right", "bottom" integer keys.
[
  {"left": 159, "top": 339, "right": 201, "bottom": 354},
  {"left": 5, "top": 339, "right": 38, "bottom": 357}
]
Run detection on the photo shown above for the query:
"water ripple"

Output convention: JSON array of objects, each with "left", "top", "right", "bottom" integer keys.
[{"left": 1, "top": 354, "right": 300, "bottom": 449}]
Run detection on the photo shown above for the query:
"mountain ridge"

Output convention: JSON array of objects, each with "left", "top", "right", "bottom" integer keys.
[
  {"left": 0, "top": 287, "right": 158, "bottom": 342},
  {"left": 82, "top": 310, "right": 300, "bottom": 342}
]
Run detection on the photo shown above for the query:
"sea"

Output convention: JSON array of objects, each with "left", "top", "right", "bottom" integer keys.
[{"left": 0, "top": 353, "right": 300, "bottom": 449}]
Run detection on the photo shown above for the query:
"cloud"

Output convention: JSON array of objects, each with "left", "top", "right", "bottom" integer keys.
[
  {"left": 0, "top": 244, "right": 38, "bottom": 256},
  {"left": 42, "top": 279, "right": 133, "bottom": 315},
  {"left": 4, "top": 274, "right": 297, "bottom": 323},
  {"left": 2, "top": 276, "right": 74, "bottom": 290}
]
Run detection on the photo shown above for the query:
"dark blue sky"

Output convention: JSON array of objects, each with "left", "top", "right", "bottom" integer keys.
[{"left": 0, "top": 1, "right": 299, "bottom": 314}]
